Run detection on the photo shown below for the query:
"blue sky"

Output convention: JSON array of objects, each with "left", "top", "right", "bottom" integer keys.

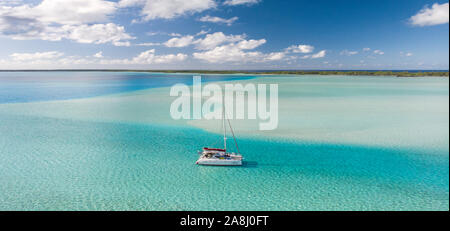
[{"left": 0, "top": 0, "right": 448, "bottom": 70}]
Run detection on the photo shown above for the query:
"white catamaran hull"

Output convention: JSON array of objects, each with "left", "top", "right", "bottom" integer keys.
[
  {"left": 197, "top": 99, "right": 243, "bottom": 166},
  {"left": 196, "top": 158, "right": 242, "bottom": 166}
]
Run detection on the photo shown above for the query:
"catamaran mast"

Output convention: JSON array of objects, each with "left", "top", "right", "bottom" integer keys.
[
  {"left": 227, "top": 117, "right": 240, "bottom": 154},
  {"left": 222, "top": 96, "right": 227, "bottom": 151}
]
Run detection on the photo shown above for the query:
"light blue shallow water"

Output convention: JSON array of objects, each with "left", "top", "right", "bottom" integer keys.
[{"left": 0, "top": 72, "right": 448, "bottom": 210}]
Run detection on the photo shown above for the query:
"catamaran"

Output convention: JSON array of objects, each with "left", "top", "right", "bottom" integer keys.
[{"left": 196, "top": 103, "right": 243, "bottom": 166}]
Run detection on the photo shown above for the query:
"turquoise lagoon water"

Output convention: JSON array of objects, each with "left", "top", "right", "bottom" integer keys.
[{"left": 0, "top": 72, "right": 448, "bottom": 210}]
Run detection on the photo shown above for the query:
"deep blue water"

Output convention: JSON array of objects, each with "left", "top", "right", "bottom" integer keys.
[{"left": 0, "top": 71, "right": 254, "bottom": 103}]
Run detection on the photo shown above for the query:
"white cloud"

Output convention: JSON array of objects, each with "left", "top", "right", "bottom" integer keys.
[
  {"left": 192, "top": 32, "right": 294, "bottom": 63},
  {"left": 146, "top": 31, "right": 183, "bottom": 37},
  {"left": 58, "top": 57, "right": 95, "bottom": 65},
  {"left": 0, "top": 0, "right": 24, "bottom": 7},
  {"left": 198, "top": 15, "right": 238, "bottom": 26},
  {"left": 400, "top": 51, "right": 413, "bottom": 57},
  {"left": 63, "top": 23, "right": 134, "bottom": 46},
  {"left": 169, "top": 32, "right": 182, "bottom": 37},
  {"left": 136, "top": 42, "right": 161, "bottom": 46},
  {"left": 162, "top": 32, "right": 249, "bottom": 50},
  {"left": 153, "top": 53, "right": 188, "bottom": 63},
  {"left": 0, "top": 0, "right": 116, "bottom": 25},
  {"left": 340, "top": 50, "right": 358, "bottom": 56},
  {"left": 0, "top": 0, "right": 134, "bottom": 46},
  {"left": 301, "top": 50, "right": 326, "bottom": 59},
  {"left": 264, "top": 52, "right": 285, "bottom": 61},
  {"left": 146, "top": 31, "right": 162, "bottom": 36},
  {"left": 196, "top": 29, "right": 210, "bottom": 36},
  {"left": 224, "top": 0, "right": 260, "bottom": 6},
  {"left": 235, "top": 39, "right": 266, "bottom": 49},
  {"left": 311, "top": 50, "right": 325, "bottom": 58},
  {"left": 193, "top": 39, "right": 276, "bottom": 63},
  {"left": 192, "top": 38, "right": 325, "bottom": 63},
  {"left": 4, "top": 50, "right": 187, "bottom": 68},
  {"left": 93, "top": 51, "right": 103, "bottom": 58},
  {"left": 194, "top": 32, "right": 245, "bottom": 50},
  {"left": 33, "top": 0, "right": 117, "bottom": 25},
  {"left": 193, "top": 44, "right": 260, "bottom": 63},
  {"left": 311, "top": 50, "right": 327, "bottom": 59},
  {"left": 117, "top": 0, "right": 144, "bottom": 7},
  {"left": 373, "top": 50, "right": 384, "bottom": 55},
  {"left": 410, "top": 3, "right": 449, "bottom": 26},
  {"left": 363, "top": 48, "right": 371, "bottom": 52},
  {"left": 10, "top": 51, "right": 64, "bottom": 61},
  {"left": 127, "top": 49, "right": 188, "bottom": 64},
  {"left": 164, "top": 35, "right": 195, "bottom": 47},
  {"left": 286, "top": 44, "right": 314, "bottom": 53},
  {"left": 119, "top": 0, "right": 216, "bottom": 20}
]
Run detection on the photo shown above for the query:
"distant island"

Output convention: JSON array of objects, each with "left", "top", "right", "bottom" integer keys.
[
  {"left": 0, "top": 70, "right": 448, "bottom": 77},
  {"left": 146, "top": 70, "right": 450, "bottom": 77}
]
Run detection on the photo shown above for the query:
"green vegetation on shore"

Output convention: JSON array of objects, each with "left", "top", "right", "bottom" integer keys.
[
  {"left": 148, "top": 70, "right": 449, "bottom": 77},
  {"left": 1, "top": 69, "right": 448, "bottom": 77}
]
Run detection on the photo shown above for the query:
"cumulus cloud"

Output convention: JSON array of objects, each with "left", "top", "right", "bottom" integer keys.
[
  {"left": 301, "top": 50, "right": 326, "bottom": 59},
  {"left": 196, "top": 29, "right": 210, "bottom": 36},
  {"left": 193, "top": 38, "right": 276, "bottom": 63},
  {"left": 99, "top": 49, "right": 188, "bottom": 65},
  {"left": 169, "top": 33, "right": 182, "bottom": 37},
  {"left": 126, "top": 49, "right": 188, "bottom": 64},
  {"left": 264, "top": 52, "right": 285, "bottom": 61},
  {"left": 340, "top": 50, "right": 358, "bottom": 56},
  {"left": 311, "top": 50, "right": 326, "bottom": 58},
  {"left": 192, "top": 33, "right": 319, "bottom": 63},
  {"left": 373, "top": 50, "right": 384, "bottom": 55},
  {"left": 119, "top": 0, "right": 216, "bottom": 20},
  {"left": 4, "top": 49, "right": 187, "bottom": 68},
  {"left": 0, "top": 0, "right": 134, "bottom": 46},
  {"left": 285, "top": 44, "right": 314, "bottom": 53},
  {"left": 117, "top": 0, "right": 144, "bottom": 7},
  {"left": 410, "top": 3, "right": 449, "bottom": 26},
  {"left": 193, "top": 43, "right": 261, "bottom": 63},
  {"left": 400, "top": 51, "right": 413, "bottom": 57},
  {"left": 0, "top": 1, "right": 24, "bottom": 7},
  {"left": 0, "top": 0, "right": 117, "bottom": 25},
  {"left": 363, "top": 47, "right": 371, "bottom": 52},
  {"left": 32, "top": 0, "right": 117, "bottom": 25},
  {"left": 164, "top": 35, "right": 195, "bottom": 47},
  {"left": 63, "top": 23, "right": 134, "bottom": 46},
  {"left": 162, "top": 31, "right": 289, "bottom": 64},
  {"left": 136, "top": 42, "right": 161, "bottom": 46},
  {"left": 146, "top": 31, "right": 183, "bottom": 37},
  {"left": 235, "top": 39, "right": 266, "bottom": 49},
  {"left": 93, "top": 51, "right": 103, "bottom": 58},
  {"left": 198, "top": 15, "right": 238, "bottom": 26},
  {"left": 224, "top": 0, "right": 260, "bottom": 6},
  {"left": 162, "top": 31, "right": 246, "bottom": 50},
  {"left": 194, "top": 32, "right": 245, "bottom": 50},
  {"left": 10, "top": 51, "right": 64, "bottom": 61}
]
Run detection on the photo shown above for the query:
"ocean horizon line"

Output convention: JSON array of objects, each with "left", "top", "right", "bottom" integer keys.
[
  {"left": 1, "top": 69, "right": 448, "bottom": 78},
  {"left": 0, "top": 69, "right": 449, "bottom": 72}
]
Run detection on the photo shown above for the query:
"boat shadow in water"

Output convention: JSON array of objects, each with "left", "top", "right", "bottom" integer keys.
[
  {"left": 242, "top": 161, "right": 258, "bottom": 168},
  {"left": 196, "top": 161, "right": 258, "bottom": 168}
]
